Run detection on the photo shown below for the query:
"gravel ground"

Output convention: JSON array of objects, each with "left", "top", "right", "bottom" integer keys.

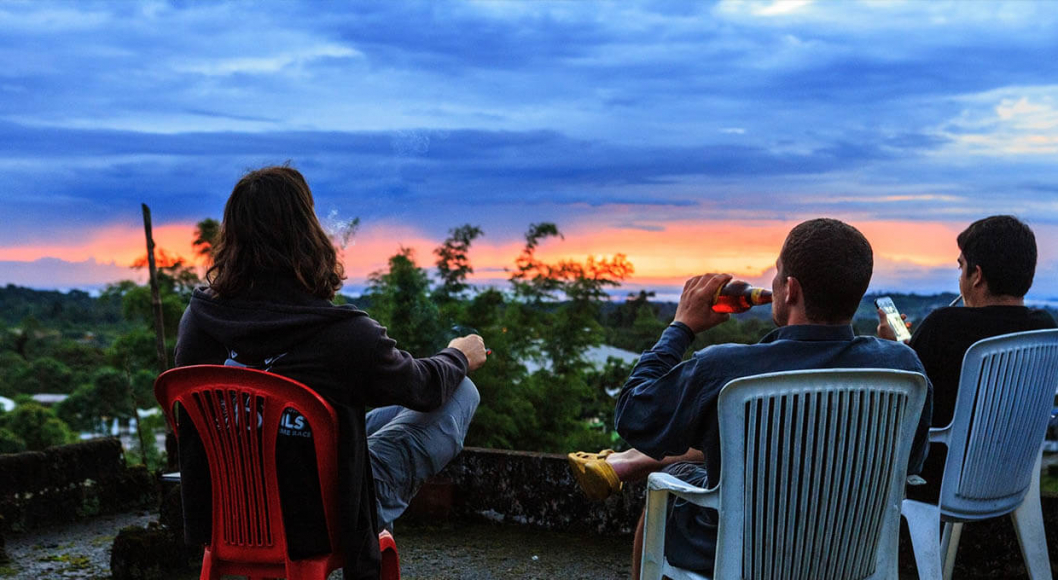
[
  {"left": 2, "top": 515, "right": 631, "bottom": 580},
  {"left": 2, "top": 511, "right": 156, "bottom": 580},
  {"left": 2, "top": 512, "right": 954, "bottom": 579},
  {"left": 395, "top": 520, "right": 631, "bottom": 580}
]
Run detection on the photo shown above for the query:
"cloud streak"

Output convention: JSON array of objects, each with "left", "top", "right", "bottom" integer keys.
[{"left": 0, "top": 1, "right": 1057, "bottom": 297}]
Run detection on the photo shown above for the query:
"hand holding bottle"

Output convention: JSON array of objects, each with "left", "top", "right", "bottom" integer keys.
[
  {"left": 448, "top": 334, "right": 488, "bottom": 371},
  {"left": 712, "top": 280, "right": 773, "bottom": 313},
  {"left": 673, "top": 273, "right": 734, "bottom": 334}
]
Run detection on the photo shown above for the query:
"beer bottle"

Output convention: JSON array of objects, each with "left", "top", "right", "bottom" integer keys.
[{"left": 712, "top": 281, "right": 772, "bottom": 313}]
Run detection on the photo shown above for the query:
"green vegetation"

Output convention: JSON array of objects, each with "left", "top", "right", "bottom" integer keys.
[
  {"left": 8, "top": 220, "right": 1051, "bottom": 458},
  {"left": 0, "top": 256, "right": 195, "bottom": 464},
  {"left": 361, "top": 222, "right": 774, "bottom": 452}
]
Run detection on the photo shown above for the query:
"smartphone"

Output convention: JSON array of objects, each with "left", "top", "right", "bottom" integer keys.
[{"left": 875, "top": 296, "right": 912, "bottom": 342}]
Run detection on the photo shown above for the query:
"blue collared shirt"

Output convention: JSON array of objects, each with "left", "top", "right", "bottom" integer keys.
[
  {"left": 615, "top": 323, "right": 933, "bottom": 573},
  {"left": 616, "top": 322, "right": 933, "bottom": 487}
]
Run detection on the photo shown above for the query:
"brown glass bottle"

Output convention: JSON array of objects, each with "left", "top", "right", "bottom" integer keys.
[{"left": 712, "top": 280, "right": 773, "bottom": 313}]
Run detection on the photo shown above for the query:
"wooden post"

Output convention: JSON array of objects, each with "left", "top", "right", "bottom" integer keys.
[{"left": 141, "top": 204, "right": 168, "bottom": 373}]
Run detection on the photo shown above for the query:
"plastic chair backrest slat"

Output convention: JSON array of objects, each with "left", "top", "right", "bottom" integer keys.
[
  {"left": 941, "top": 329, "right": 1058, "bottom": 518},
  {"left": 712, "top": 369, "right": 926, "bottom": 580},
  {"left": 155, "top": 365, "right": 344, "bottom": 576}
]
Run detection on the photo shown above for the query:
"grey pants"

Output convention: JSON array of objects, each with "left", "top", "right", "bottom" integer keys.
[{"left": 366, "top": 377, "right": 479, "bottom": 529}]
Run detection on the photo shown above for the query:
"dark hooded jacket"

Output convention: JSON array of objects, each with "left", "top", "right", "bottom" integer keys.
[{"left": 173, "top": 278, "right": 467, "bottom": 580}]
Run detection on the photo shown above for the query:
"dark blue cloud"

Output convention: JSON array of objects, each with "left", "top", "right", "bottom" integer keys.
[
  {"left": 1, "top": 119, "right": 938, "bottom": 245},
  {"left": 2, "top": 0, "right": 1058, "bottom": 292}
]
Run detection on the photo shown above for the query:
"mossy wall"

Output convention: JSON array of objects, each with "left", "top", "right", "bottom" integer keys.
[
  {"left": 415, "top": 448, "right": 1058, "bottom": 579},
  {"left": 102, "top": 446, "right": 1057, "bottom": 580},
  {"left": 0, "top": 438, "right": 156, "bottom": 534},
  {"left": 414, "top": 447, "right": 644, "bottom": 535}
]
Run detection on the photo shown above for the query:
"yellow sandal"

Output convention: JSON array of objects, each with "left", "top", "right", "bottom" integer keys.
[
  {"left": 567, "top": 450, "right": 622, "bottom": 500},
  {"left": 568, "top": 449, "right": 615, "bottom": 462}
]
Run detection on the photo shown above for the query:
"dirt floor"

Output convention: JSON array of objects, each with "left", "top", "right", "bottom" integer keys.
[
  {"left": 2, "top": 511, "right": 155, "bottom": 580},
  {"left": 1, "top": 515, "right": 632, "bottom": 580}
]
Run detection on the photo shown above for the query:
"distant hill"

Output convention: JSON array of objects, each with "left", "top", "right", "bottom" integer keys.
[
  {"left": 0, "top": 284, "right": 123, "bottom": 329},
  {"left": 607, "top": 291, "right": 1057, "bottom": 335},
  {"left": 3, "top": 284, "right": 1055, "bottom": 339}
]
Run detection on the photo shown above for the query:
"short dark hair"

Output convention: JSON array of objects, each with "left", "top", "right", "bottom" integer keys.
[
  {"left": 779, "top": 218, "right": 873, "bottom": 323},
  {"left": 956, "top": 215, "right": 1036, "bottom": 297},
  {"left": 207, "top": 166, "right": 344, "bottom": 300}
]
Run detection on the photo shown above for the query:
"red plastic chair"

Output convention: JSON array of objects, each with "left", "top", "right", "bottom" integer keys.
[{"left": 155, "top": 364, "right": 400, "bottom": 580}]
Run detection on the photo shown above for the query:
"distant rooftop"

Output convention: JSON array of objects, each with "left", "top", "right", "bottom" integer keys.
[
  {"left": 29, "top": 393, "right": 67, "bottom": 405},
  {"left": 523, "top": 344, "right": 639, "bottom": 374}
]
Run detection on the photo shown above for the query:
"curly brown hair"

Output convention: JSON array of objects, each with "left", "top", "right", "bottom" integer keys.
[{"left": 206, "top": 166, "right": 344, "bottom": 300}]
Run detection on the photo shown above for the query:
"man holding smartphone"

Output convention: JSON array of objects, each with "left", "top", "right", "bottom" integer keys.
[{"left": 876, "top": 215, "right": 1056, "bottom": 501}]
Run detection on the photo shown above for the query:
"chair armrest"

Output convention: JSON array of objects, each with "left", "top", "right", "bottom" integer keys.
[
  {"left": 928, "top": 425, "right": 951, "bottom": 446},
  {"left": 647, "top": 472, "right": 720, "bottom": 509},
  {"left": 641, "top": 472, "right": 720, "bottom": 580}
]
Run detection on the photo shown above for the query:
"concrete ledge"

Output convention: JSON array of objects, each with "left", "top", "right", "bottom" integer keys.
[
  {"left": 99, "top": 445, "right": 1057, "bottom": 579},
  {"left": 411, "top": 447, "right": 644, "bottom": 535},
  {"left": 0, "top": 438, "right": 157, "bottom": 534},
  {"left": 413, "top": 448, "right": 1058, "bottom": 578}
]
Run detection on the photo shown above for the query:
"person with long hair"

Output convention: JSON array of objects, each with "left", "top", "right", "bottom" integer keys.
[{"left": 175, "top": 166, "right": 487, "bottom": 579}]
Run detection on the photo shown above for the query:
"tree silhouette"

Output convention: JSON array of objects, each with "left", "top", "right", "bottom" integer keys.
[{"left": 192, "top": 218, "right": 221, "bottom": 261}]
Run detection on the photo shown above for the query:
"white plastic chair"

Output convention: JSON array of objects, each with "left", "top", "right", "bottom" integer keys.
[
  {"left": 641, "top": 369, "right": 928, "bottom": 580},
  {"left": 903, "top": 329, "right": 1058, "bottom": 580}
]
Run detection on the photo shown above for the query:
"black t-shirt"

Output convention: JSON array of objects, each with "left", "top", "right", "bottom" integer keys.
[{"left": 907, "top": 305, "right": 1056, "bottom": 501}]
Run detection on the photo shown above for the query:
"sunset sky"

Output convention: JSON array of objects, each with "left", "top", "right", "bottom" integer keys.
[{"left": 2, "top": 1, "right": 1057, "bottom": 302}]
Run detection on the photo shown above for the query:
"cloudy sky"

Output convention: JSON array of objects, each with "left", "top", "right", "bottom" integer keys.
[{"left": 2, "top": 0, "right": 1057, "bottom": 300}]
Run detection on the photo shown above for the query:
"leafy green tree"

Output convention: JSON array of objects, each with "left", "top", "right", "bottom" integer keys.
[
  {"left": 120, "top": 285, "right": 187, "bottom": 341},
  {"left": 689, "top": 317, "right": 774, "bottom": 352},
  {"left": 0, "top": 351, "right": 28, "bottom": 398},
  {"left": 56, "top": 367, "right": 137, "bottom": 432},
  {"left": 130, "top": 251, "right": 200, "bottom": 298},
  {"left": 606, "top": 290, "right": 667, "bottom": 352},
  {"left": 459, "top": 223, "right": 634, "bottom": 452},
  {"left": 124, "top": 430, "right": 165, "bottom": 470},
  {"left": 107, "top": 327, "right": 170, "bottom": 374},
  {"left": 0, "top": 427, "right": 26, "bottom": 454},
  {"left": 569, "top": 356, "right": 637, "bottom": 452},
  {"left": 0, "top": 403, "right": 26, "bottom": 454},
  {"left": 128, "top": 368, "right": 157, "bottom": 409},
  {"left": 0, "top": 286, "right": 122, "bottom": 330},
  {"left": 8, "top": 316, "right": 43, "bottom": 360},
  {"left": 461, "top": 291, "right": 535, "bottom": 449},
  {"left": 192, "top": 218, "right": 221, "bottom": 260},
  {"left": 628, "top": 306, "right": 668, "bottom": 353},
  {"left": 546, "top": 254, "right": 633, "bottom": 374},
  {"left": 42, "top": 339, "right": 106, "bottom": 377},
  {"left": 366, "top": 247, "right": 443, "bottom": 357},
  {"left": 0, "top": 402, "right": 75, "bottom": 450},
  {"left": 11, "top": 357, "right": 74, "bottom": 394},
  {"left": 433, "top": 224, "right": 483, "bottom": 304},
  {"left": 56, "top": 383, "right": 103, "bottom": 433},
  {"left": 509, "top": 222, "right": 565, "bottom": 304}
]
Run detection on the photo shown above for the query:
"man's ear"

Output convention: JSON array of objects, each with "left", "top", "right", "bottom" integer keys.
[
  {"left": 970, "top": 264, "right": 986, "bottom": 289},
  {"left": 785, "top": 276, "right": 801, "bottom": 305}
]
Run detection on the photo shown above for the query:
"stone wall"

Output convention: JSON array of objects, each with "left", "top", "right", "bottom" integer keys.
[
  {"left": 411, "top": 447, "right": 1058, "bottom": 579},
  {"left": 408, "top": 447, "right": 644, "bottom": 535},
  {"left": 0, "top": 438, "right": 156, "bottom": 535},
  {"left": 101, "top": 446, "right": 1057, "bottom": 579}
]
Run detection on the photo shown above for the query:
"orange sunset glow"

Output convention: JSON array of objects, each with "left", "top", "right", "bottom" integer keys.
[
  {"left": 0, "top": 223, "right": 200, "bottom": 269},
  {"left": 319, "top": 219, "right": 966, "bottom": 292},
  {"left": 0, "top": 218, "right": 969, "bottom": 293}
]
